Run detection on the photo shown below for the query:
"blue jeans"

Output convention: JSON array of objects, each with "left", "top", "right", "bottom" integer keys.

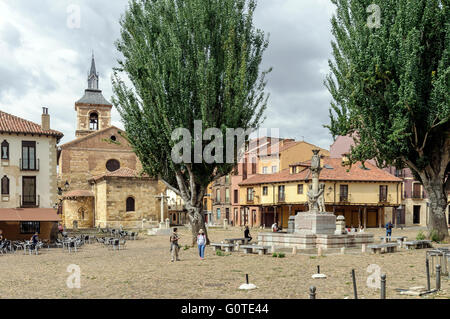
[{"left": 198, "top": 244, "right": 205, "bottom": 258}]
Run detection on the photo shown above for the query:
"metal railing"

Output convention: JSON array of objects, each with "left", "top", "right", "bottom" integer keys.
[
  {"left": 20, "top": 158, "right": 40, "bottom": 171},
  {"left": 20, "top": 194, "right": 40, "bottom": 207}
]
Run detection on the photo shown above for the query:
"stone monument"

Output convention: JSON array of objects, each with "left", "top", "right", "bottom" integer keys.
[{"left": 294, "top": 150, "right": 336, "bottom": 235}]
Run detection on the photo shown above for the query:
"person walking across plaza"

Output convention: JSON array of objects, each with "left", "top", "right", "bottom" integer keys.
[
  {"left": 385, "top": 221, "right": 393, "bottom": 241},
  {"left": 197, "top": 229, "right": 206, "bottom": 260},
  {"left": 170, "top": 228, "right": 180, "bottom": 262}
]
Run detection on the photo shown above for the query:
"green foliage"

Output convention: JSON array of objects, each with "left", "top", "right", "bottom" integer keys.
[
  {"left": 277, "top": 253, "right": 285, "bottom": 258},
  {"left": 112, "top": 0, "right": 271, "bottom": 194},
  {"left": 416, "top": 231, "right": 426, "bottom": 241},
  {"left": 272, "top": 253, "right": 277, "bottom": 258},
  {"left": 183, "top": 245, "right": 190, "bottom": 251},
  {"left": 429, "top": 230, "right": 440, "bottom": 242},
  {"left": 216, "top": 250, "right": 225, "bottom": 256}
]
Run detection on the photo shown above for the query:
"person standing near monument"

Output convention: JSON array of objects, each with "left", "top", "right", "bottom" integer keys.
[
  {"left": 244, "top": 226, "right": 252, "bottom": 242},
  {"left": 385, "top": 221, "right": 393, "bottom": 240},
  {"left": 197, "top": 229, "right": 206, "bottom": 260},
  {"left": 170, "top": 228, "right": 180, "bottom": 262}
]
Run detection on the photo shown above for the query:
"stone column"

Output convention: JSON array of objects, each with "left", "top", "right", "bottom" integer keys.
[
  {"left": 378, "top": 207, "right": 382, "bottom": 228},
  {"left": 363, "top": 207, "right": 367, "bottom": 229}
]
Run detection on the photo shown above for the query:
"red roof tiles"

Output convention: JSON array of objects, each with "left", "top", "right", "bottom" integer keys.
[
  {"left": 0, "top": 110, "right": 63, "bottom": 138},
  {"left": 0, "top": 208, "right": 61, "bottom": 221},
  {"left": 239, "top": 158, "right": 402, "bottom": 185}
]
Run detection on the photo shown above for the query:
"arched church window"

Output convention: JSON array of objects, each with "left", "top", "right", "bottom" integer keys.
[
  {"left": 1, "top": 140, "right": 9, "bottom": 160},
  {"left": 1, "top": 176, "right": 9, "bottom": 195},
  {"left": 126, "top": 197, "right": 135, "bottom": 212},
  {"left": 89, "top": 112, "right": 99, "bottom": 131},
  {"left": 106, "top": 159, "right": 120, "bottom": 172}
]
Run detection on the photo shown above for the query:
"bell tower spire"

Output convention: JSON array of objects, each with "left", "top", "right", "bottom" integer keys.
[
  {"left": 75, "top": 52, "right": 112, "bottom": 138},
  {"left": 87, "top": 51, "right": 99, "bottom": 90}
]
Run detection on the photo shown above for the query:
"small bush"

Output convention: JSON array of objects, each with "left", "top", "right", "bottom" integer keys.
[
  {"left": 278, "top": 253, "right": 285, "bottom": 258},
  {"left": 183, "top": 245, "right": 190, "bottom": 251},
  {"left": 272, "top": 253, "right": 278, "bottom": 258},
  {"left": 216, "top": 250, "right": 225, "bottom": 256},
  {"left": 416, "top": 231, "right": 425, "bottom": 241},
  {"left": 429, "top": 230, "right": 440, "bottom": 243}
]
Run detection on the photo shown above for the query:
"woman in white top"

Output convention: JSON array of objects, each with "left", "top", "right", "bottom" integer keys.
[{"left": 197, "top": 229, "right": 206, "bottom": 260}]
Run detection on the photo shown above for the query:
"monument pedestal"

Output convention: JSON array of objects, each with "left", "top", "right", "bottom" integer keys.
[{"left": 294, "top": 212, "right": 336, "bottom": 235}]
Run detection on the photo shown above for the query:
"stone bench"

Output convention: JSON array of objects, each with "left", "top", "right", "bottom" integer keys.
[
  {"left": 240, "top": 244, "right": 270, "bottom": 255},
  {"left": 211, "top": 243, "right": 235, "bottom": 252},
  {"left": 224, "top": 238, "right": 250, "bottom": 245},
  {"left": 368, "top": 243, "right": 399, "bottom": 254},
  {"left": 404, "top": 240, "right": 432, "bottom": 250}
]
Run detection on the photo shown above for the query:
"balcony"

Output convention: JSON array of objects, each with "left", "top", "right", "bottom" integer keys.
[
  {"left": 20, "top": 194, "right": 40, "bottom": 208},
  {"left": 339, "top": 194, "right": 349, "bottom": 202},
  {"left": 20, "top": 158, "right": 40, "bottom": 171},
  {"left": 412, "top": 191, "right": 425, "bottom": 200},
  {"left": 277, "top": 195, "right": 286, "bottom": 203}
]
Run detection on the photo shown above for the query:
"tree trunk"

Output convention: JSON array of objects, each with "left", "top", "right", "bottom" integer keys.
[
  {"left": 188, "top": 206, "right": 210, "bottom": 246},
  {"left": 422, "top": 177, "right": 449, "bottom": 241}
]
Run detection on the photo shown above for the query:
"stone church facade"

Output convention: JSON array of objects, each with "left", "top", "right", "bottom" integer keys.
[{"left": 58, "top": 55, "right": 166, "bottom": 229}]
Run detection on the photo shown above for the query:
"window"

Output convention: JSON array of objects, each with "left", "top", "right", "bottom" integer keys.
[
  {"left": 225, "top": 188, "right": 230, "bottom": 203},
  {"left": 1, "top": 176, "right": 9, "bottom": 195},
  {"left": 89, "top": 112, "right": 99, "bottom": 130},
  {"left": 217, "top": 208, "right": 221, "bottom": 220},
  {"left": 297, "top": 184, "right": 304, "bottom": 195},
  {"left": 106, "top": 159, "right": 120, "bottom": 172},
  {"left": 252, "top": 162, "right": 257, "bottom": 174},
  {"left": 339, "top": 185, "right": 348, "bottom": 202},
  {"left": 110, "top": 135, "right": 117, "bottom": 142},
  {"left": 22, "top": 141, "right": 36, "bottom": 170},
  {"left": 412, "top": 183, "right": 422, "bottom": 199},
  {"left": 234, "top": 189, "right": 238, "bottom": 204},
  {"left": 262, "top": 186, "right": 268, "bottom": 196},
  {"left": 262, "top": 166, "right": 268, "bottom": 174},
  {"left": 20, "top": 221, "right": 40, "bottom": 234},
  {"left": 252, "top": 210, "right": 256, "bottom": 223},
  {"left": 278, "top": 185, "right": 285, "bottom": 201},
  {"left": 22, "top": 176, "right": 36, "bottom": 206},
  {"left": 272, "top": 166, "right": 277, "bottom": 173},
  {"left": 247, "top": 188, "right": 254, "bottom": 202},
  {"left": 225, "top": 175, "right": 230, "bottom": 184},
  {"left": 1, "top": 140, "right": 9, "bottom": 160},
  {"left": 126, "top": 197, "right": 135, "bottom": 212},
  {"left": 379, "top": 185, "right": 388, "bottom": 202},
  {"left": 216, "top": 189, "right": 221, "bottom": 203}
]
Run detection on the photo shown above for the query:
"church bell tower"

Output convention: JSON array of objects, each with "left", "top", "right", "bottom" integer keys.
[{"left": 74, "top": 53, "right": 112, "bottom": 138}]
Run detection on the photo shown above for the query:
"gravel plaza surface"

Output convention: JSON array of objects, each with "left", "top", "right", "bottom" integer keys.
[{"left": 0, "top": 226, "right": 448, "bottom": 299}]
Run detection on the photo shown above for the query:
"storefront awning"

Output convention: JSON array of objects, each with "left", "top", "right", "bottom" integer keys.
[{"left": 0, "top": 208, "right": 61, "bottom": 222}]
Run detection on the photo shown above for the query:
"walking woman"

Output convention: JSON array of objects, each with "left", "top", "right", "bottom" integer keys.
[{"left": 197, "top": 229, "right": 206, "bottom": 260}]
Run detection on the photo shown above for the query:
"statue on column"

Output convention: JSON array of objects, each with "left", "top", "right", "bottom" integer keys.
[{"left": 307, "top": 150, "right": 326, "bottom": 213}]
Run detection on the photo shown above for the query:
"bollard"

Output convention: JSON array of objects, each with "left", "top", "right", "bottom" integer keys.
[
  {"left": 309, "top": 286, "right": 316, "bottom": 299},
  {"left": 317, "top": 265, "right": 320, "bottom": 274},
  {"left": 292, "top": 246, "right": 297, "bottom": 255},
  {"left": 436, "top": 265, "right": 441, "bottom": 291},
  {"left": 426, "top": 258, "right": 431, "bottom": 291},
  {"left": 246, "top": 274, "right": 249, "bottom": 285},
  {"left": 361, "top": 244, "right": 366, "bottom": 253},
  {"left": 380, "top": 274, "right": 386, "bottom": 299},
  {"left": 351, "top": 269, "right": 358, "bottom": 299}
]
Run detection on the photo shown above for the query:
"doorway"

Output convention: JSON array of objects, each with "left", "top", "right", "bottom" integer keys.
[{"left": 413, "top": 205, "right": 421, "bottom": 224}]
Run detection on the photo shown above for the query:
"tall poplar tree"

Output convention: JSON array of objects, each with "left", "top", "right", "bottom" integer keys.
[
  {"left": 325, "top": 0, "right": 449, "bottom": 239},
  {"left": 112, "top": 0, "right": 270, "bottom": 244}
]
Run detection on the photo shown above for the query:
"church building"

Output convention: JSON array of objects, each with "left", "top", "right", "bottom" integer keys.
[{"left": 58, "top": 55, "right": 166, "bottom": 229}]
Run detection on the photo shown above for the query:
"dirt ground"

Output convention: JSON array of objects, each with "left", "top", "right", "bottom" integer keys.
[{"left": 0, "top": 226, "right": 448, "bottom": 299}]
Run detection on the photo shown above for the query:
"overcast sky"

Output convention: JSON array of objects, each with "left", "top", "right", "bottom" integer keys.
[{"left": 0, "top": 0, "right": 336, "bottom": 149}]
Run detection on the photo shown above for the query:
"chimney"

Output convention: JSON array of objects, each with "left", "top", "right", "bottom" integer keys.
[{"left": 41, "top": 107, "right": 50, "bottom": 131}]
